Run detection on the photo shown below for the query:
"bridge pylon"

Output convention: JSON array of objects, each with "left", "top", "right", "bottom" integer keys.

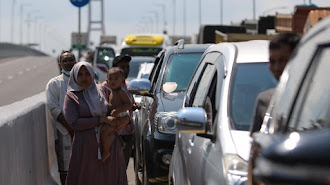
[{"left": 87, "top": 0, "right": 105, "bottom": 48}]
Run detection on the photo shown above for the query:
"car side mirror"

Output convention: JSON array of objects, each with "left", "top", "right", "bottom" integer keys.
[
  {"left": 128, "top": 78, "right": 152, "bottom": 96},
  {"left": 176, "top": 107, "right": 207, "bottom": 134}
]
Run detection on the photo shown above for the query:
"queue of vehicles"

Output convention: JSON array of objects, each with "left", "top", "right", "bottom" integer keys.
[{"left": 90, "top": 18, "right": 330, "bottom": 184}]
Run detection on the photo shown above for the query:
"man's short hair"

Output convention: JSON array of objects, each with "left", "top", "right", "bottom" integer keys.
[
  {"left": 269, "top": 32, "right": 301, "bottom": 52},
  {"left": 59, "top": 50, "right": 76, "bottom": 63},
  {"left": 112, "top": 55, "right": 131, "bottom": 67}
]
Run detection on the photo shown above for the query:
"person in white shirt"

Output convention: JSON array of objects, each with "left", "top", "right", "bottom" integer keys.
[{"left": 46, "top": 51, "right": 76, "bottom": 185}]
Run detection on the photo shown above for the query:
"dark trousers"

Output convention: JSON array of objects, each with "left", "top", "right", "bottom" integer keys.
[{"left": 120, "top": 134, "right": 134, "bottom": 169}]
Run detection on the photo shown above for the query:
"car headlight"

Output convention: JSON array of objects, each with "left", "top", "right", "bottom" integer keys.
[
  {"left": 223, "top": 154, "right": 248, "bottom": 176},
  {"left": 155, "top": 112, "right": 177, "bottom": 134}
]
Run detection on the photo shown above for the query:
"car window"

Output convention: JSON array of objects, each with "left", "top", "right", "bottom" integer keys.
[
  {"left": 192, "top": 64, "right": 217, "bottom": 133},
  {"left": 96, "top": 48, "right": 115, "bottom": 67},
  {"left": 230, "top": 63, "right": 277, "bottom": 131},
  {"left": 288, "top": 46, "right": 330, "bottom": 131},
  {"left": 192, "top": 64, "right": 216, "bottom": 107},
  {"left": 162, "top": 53, "right": 202, "bottom": 92},
  {"left": 150, "top": 54, "right": 164, "bottom": 93},
  {"left": 186, "top": 52, "right": 221, "bottom": 106}
]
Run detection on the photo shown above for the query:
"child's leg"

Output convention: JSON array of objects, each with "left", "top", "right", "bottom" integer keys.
[{"left": 101, "top": 125, "right": 113, "bottom": 162}]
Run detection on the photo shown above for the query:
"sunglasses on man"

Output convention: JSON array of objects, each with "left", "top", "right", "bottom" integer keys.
[{"left": 61, "top": 57, "right": 75, "bottom": 63}]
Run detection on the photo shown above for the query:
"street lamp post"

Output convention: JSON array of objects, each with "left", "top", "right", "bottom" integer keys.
[
  {"left": 11, "top": 0, "right": 17, "bottom": 43},
  {"left": 252, "top": 0, "right": 256, "bottom": 20},
  {"left": 26, "top": 10, "right": 39, "bottom": 45},
  {"left": 143, "top": 17, "right": 154, "bottom": 33},
  {"left": 20, "top": 3, "right": 30, "bottom": 45},
  {"left": 148, "top": 11, "right": 159, "bottom": 33},
  {"left": 198, "top": 0, "right": 201, "bottom": 28},
  {"left": 220, "top": 0, "right": 223, "bottom": 24},
  {"left": 153, "top": 3, "right": 167, "bottom": 33},
  {"left": 173, "top": 0, "right": 176, "bottom": 36},
  {"left": 183, "top": 0, "right": 186, "bottom": 37}
]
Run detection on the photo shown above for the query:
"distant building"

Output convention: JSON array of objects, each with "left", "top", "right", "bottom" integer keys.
[{"left": 198, "top": 25, "right": 246, "bottom": 44}]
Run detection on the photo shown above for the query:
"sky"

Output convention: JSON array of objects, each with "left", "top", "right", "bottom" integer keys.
[{"left": 0, "top": 0, "right": 330, "bottom": 56}]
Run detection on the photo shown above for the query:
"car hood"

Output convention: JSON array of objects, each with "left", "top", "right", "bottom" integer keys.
[
  {"left": 159, "top": 91, "right": 185, "bottom": 112},
  {"left": 230, "top": 130, "right": 251, "bottom": 161}
]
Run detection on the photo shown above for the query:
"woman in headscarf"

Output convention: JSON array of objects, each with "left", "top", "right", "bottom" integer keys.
[{"left": 63, "top": 62, "right": 129, "bottom": 185}]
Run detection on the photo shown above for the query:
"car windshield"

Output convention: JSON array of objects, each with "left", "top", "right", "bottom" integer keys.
[
  {"left": 162, "top": 53, "right": 202, "bottom": 93},
  {"left": 230, "top": 63, "right": 278, "bottom": 131},
  {"left": 121, "top": 47, "right": 162, "bottom": 57},
  {"left": 96, "top": 48, "right": 115, "bottom": 67},
  {"left": 127, "top": 60, "right": 154, "bottom": 82}
]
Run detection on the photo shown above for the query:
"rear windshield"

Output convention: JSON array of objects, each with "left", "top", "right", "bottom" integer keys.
[
  {"left": 230, "top": 63, "right": 278, "bottom": 131},
  {"left": 96, "top": 48, "right": 115, "bottom": 67},
  {"left": 162, "top": 53, "right": 202, "bottom": 92},
  {"left": 121, "top": 47, "right": 162, "bottom": 57}
]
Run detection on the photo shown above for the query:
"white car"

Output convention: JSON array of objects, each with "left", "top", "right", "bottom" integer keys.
[{"left": 169, "top": 40, "right": 277, "bottom": 185}]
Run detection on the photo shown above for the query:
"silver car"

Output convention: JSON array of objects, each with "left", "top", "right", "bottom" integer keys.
[{"left": 169, "top": 40, "right": 277, "bottom": 185}]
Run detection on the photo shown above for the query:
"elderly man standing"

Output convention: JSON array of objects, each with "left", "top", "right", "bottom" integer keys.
[{"left": 46, "top": 51, "right": 76, "bottom": 185}]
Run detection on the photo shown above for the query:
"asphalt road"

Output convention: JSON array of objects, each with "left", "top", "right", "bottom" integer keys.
[
  {"left": 0, "top": 56, "right": 60, "bottom": 106},
  {"left": 127, "top": 158, "right": 136, "bottom": 185}
]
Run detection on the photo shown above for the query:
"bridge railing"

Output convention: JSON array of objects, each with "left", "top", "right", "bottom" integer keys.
[{"left": 0, "top": 92, "right": 60, "bottom": 185}]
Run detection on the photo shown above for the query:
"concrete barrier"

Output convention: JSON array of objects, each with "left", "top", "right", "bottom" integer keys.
[{"left": 0, "top": 92, "right": 60, "bottom": 185}]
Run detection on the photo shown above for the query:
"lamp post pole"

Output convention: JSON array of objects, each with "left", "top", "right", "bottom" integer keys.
[
  {"left": 183, "top": 0, "right": 186, "bottom": 37},
  {"left": 11, "top": 0, "right": 16, "bottom": 43},
  {"left": 198, "top": 0, "right": 201, "bottom": 28},
  {"left": 220, "top": 0, "right": 223, "bottom": 24},
  {"left": 252, "top": 0, "right": 256, "bottom": 20},
  {"left": 173, "top": 0, "right": 176, "bottom": 36},
  {"left": 0, "top": 0, "right": 2, "bottom": 41},
  {"left": 154, "top": 3, "right": 167, "bottom": 33},
  {"left": 20, "top": 4, "right": 30, "bottom": 45},
  {"left": 149, "top": 11, "right": 159, "bottom": 33}
]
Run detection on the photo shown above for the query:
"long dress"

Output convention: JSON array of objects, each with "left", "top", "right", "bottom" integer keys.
[{"left": 63, "top": 91, "right": 128, "bottom": 185}]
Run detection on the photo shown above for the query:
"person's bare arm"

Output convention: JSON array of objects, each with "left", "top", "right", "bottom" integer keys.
[{"left": 102, "top": 116, "right": 130, "bottom": 130}]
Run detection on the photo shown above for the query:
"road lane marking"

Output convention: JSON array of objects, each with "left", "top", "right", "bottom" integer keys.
[
  {"left": 8, "top": 76, "right": 14, "bottom": 80},
  {"left": 33, "top": 65, "right": 37, "bottom": 69},
  {"left": 18, "top": 71, "right": 23, "bottom": 75},
  {"left": 25, "top": 68, "right": 31, "bottom": 71}
]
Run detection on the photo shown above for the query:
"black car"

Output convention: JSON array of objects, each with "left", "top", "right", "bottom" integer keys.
[
  {"left": 249, "top": 17, "right": 330, "bottom": 185},
  {"left": 129, "top": 40, "right": 211, "bottom": 185}
]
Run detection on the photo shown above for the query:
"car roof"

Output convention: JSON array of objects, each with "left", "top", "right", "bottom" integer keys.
[
  {"left": 205, "top": 40, "right": 270, "bottom": 64},
  {"left": 164, "top": 44, "right": 212, "bottom": 55},
  {"left": 130, "top": 56, "right": 155, "bottom": 62}
]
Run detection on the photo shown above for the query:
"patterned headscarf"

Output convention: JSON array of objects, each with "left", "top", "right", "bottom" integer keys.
[{"left": 67, "top": 61, "right": 107, "bottom": 117}]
